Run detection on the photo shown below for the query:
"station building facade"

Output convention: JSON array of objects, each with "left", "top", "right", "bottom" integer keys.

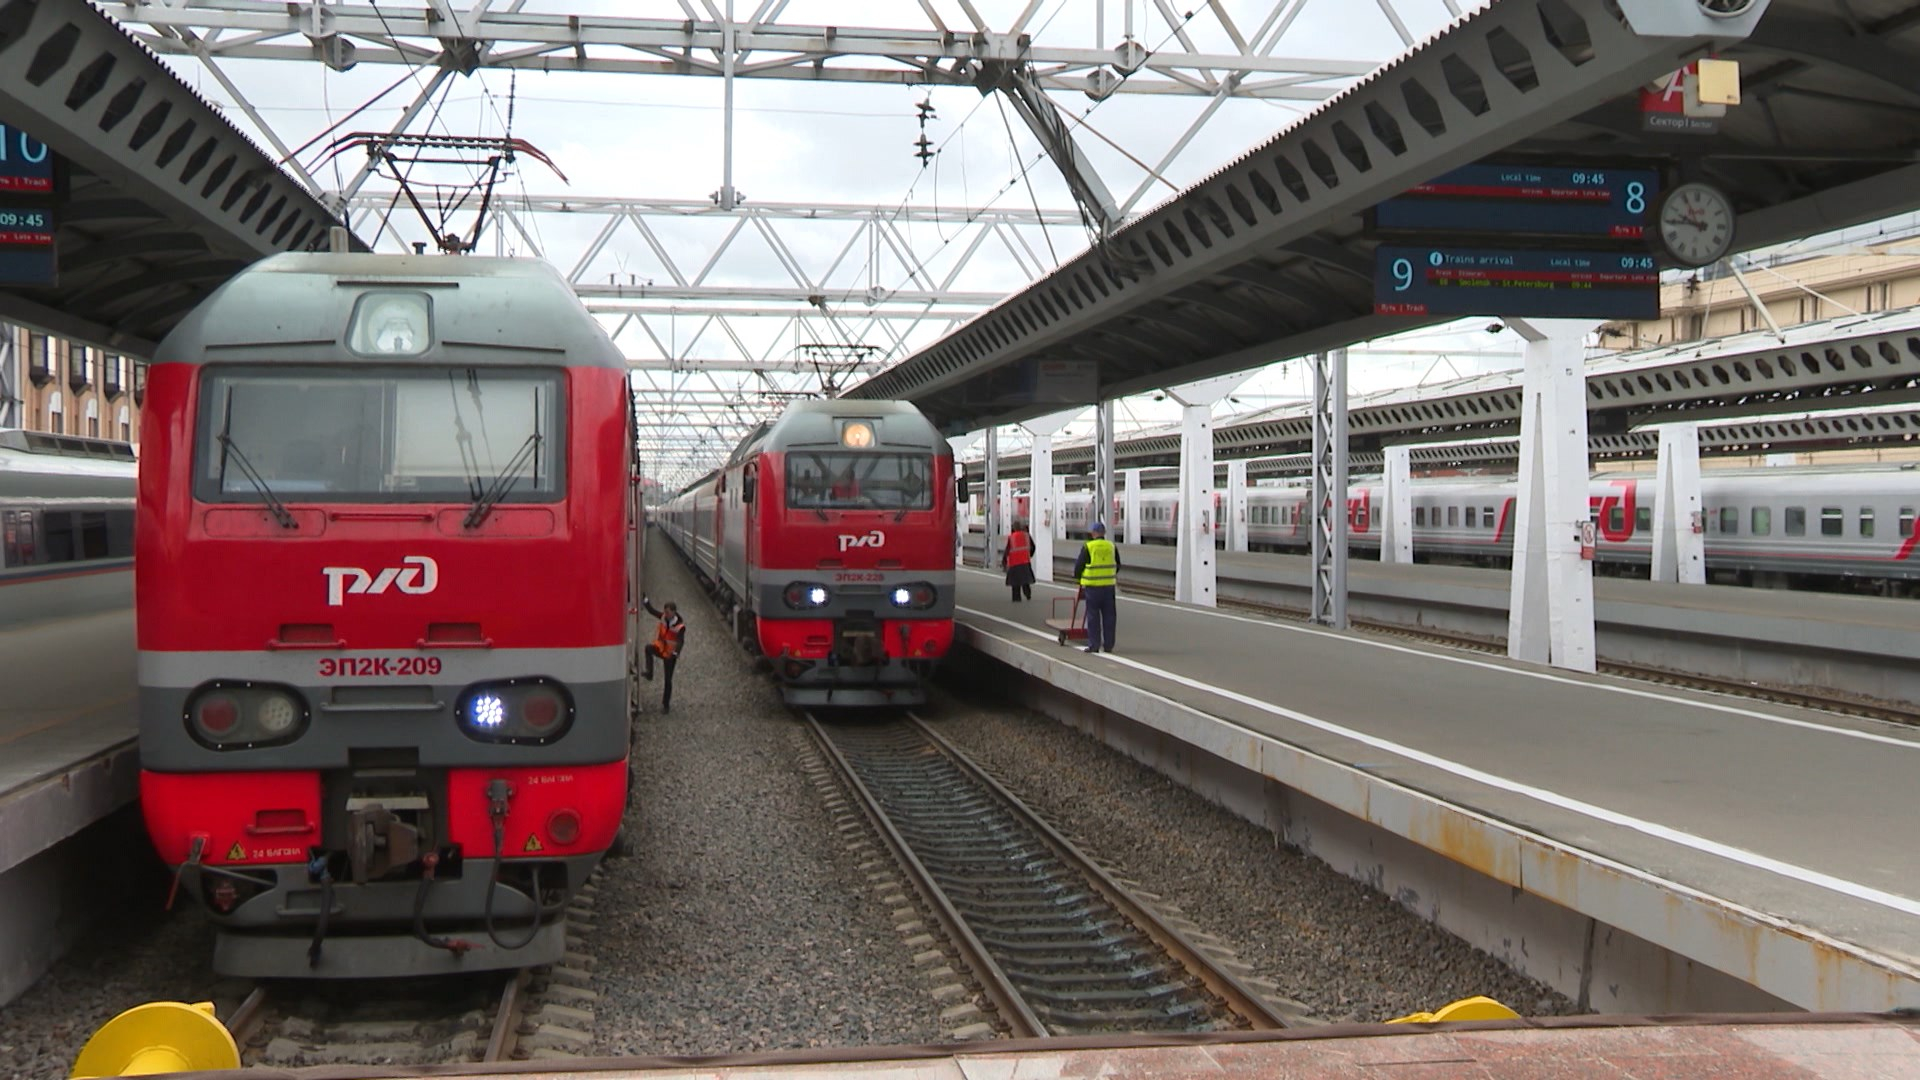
[{"left": 0, "top": 325, "right": 143, "bottom": 446}]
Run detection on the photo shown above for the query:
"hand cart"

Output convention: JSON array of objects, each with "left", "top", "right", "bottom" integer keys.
[{"left": 1045, "top": 592, "right": 1088, "bottom": 647}]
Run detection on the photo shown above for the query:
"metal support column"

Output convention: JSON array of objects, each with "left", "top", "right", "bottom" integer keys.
[
  {"left": 1168, "top": 374, "right": 1250, "bottom": 607},
  {"left": 1093, "top": 400, "right": 1116, "bottom": 530},
  {"left": 1507, "top": 320, "right": 1596, "bottom": 672},
  {"left": 1651, "top": 422, "right": 1706, "bottom": 585},
  {"left": 1381, "top": 444, "right": 1414, "bottom": 564},
  {"left": 1022, "top": 410, "right": 1078, "bottom": 584},
  {"left": 717, "top": 0, "right": 739, "bottom": 210},
  {"left": 1226, "top": 460, "right": 1249, "bottom": 553},
  {"left": 1309, "top": 349, "right": 1349, "bottom": 629},
  {"left": 983, "top": 426, "right": 1000, "bottom": 571},
  {"left": 1123, "top": 469, "right": 1143, "bottom": 546}
]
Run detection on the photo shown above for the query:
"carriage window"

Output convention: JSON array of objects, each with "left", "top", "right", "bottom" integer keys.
[
  {"left": 2, "top": 510, "right": 35, "bottom": 567},
  {"left": 1607, "top": 505, "right": 1625, "bottom": 533},
  {"left": 1902, "top": 507, "right": 1915, "bottom": 537},
  {"left": 1719, "top": 507, "right": 1738, "bottom": 535},
  {"left": 1860, "top": 508, "right": 1876, "bottom": 539},
  {"left": 1415, "top": 507, "right": 1426, "bottom": 527},
  {"left": 1785, "top": 506, "right": 1806, "bottom": 536},
  {"left": 1447, "top": 506, "right": 1458, "bottom": 527},
  {"left": 1484, "top": 506, "right": 1496, "bottom": 529},
  {"left": 1752, "top": 507, "right": 1772, "bottom": 536},
  {"left": 1820, "top": 507, "right": 1843, "bottom": 537},
  {"left": 1464, "top": 507, "right": 1477, "bottom": 528},
  {"left": 40, "top": 512, "right": 76, "bottom": 562},
  {"left": 195, "top": 365, "right": 564, "bottom": 504},
  {"left": 1635, "top": 506, "right": 1652, "bottom": 532}
]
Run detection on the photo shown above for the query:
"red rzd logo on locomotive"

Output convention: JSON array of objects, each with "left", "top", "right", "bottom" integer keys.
[{"left": 321, "top": 555, "right": 439, "bottom": 607}]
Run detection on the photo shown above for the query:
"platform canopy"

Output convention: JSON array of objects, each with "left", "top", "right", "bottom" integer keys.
[
  {"left": 844, "top": 0, "right": 1920, "bottom": 434},
  {"left": 0, "top": 3, "right": 353, "bottom": 355}
]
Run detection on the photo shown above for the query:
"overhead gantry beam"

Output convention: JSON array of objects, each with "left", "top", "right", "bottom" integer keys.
[{"left": 113, "top": 2, "right": 1377, "bottom": 100}]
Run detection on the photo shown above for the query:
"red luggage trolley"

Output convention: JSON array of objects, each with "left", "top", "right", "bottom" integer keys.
[{"left": 1045, "top": 592, "right": 1088, "bottom": 647}]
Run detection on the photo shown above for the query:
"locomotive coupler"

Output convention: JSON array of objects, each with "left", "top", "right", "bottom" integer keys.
[{"left": 346, "top": 804, "right": 421, "bottom": 884}]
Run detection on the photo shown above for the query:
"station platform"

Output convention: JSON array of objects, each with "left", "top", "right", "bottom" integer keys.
[
  {"left": 949, "top": 564, "right": 1920, "bottom": 1014},
  {"left": 244, "top": 1014, "right": 1920, "bottom": 1078},
  {"left": 0, "top": 607, "right": 140, "bottom": 871},
  {"left": 966, "top": 534, "right": 1920, "bottom": 708},
  {"left": 0, "top": 607, "right": 140, "bottom": 1006}
]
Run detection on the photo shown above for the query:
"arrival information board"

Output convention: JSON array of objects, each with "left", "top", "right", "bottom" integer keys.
[
  {"left": 1375, "top": 246, "right": 1659, "bottom": 320},
  {"left": 1375, "top": 164, "right": 1659, "bottom": 240}
]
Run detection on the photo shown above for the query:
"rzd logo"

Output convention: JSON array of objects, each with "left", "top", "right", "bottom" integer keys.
[
  {"left": 322, "top": 555, "right": 439, "bottom": 607},
  {"left": 838, "top": 530, "right": 885, "bottom": 553}
]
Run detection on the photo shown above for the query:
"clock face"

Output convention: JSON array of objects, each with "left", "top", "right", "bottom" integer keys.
[{"left": 1658, "top": 183, "right": 1735, "bottom": 268}]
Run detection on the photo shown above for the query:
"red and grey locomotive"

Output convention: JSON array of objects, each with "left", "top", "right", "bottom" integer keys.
[
  {"left": 659, "top": 400, "right": 957, "bottom": 705},
  {"left": 136, "top": 253, "right": 642, "bottom": 977}
]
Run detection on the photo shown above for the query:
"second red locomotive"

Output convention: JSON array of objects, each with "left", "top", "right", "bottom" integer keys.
[{"left": 659, "top": 400, "right": 957, "bottom": 705}]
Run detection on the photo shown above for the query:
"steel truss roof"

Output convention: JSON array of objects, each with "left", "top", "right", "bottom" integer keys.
[
  {"left": 984, "top": 305, "right": 1920, "bottom": 478},
  {"left": 847, "top": 0, "right": 1920, "bottom": 435},
  {"left": 113, "top": 2, "right": 1377, "bottom": 102},
  {"left": 0, "top": 2, "right": 350, "bottom": 353}
]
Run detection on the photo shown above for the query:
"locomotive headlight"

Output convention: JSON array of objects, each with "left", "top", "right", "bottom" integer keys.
[
  {"left": 347, "top": 291, "right": 433, "bottom": 356},
  {"left": 784, "top": 582, "right": 831, "bottom": 609},
  {"left": 456, "top": 679, "right": 574, "bottom": 745},
  {"left": 470, "top": 694, "right": 507, "bottom": 729},
  {"left": 185, "top": 682, "right": 309, "bottom": 749},
  {"left": 889, "top": 582, "right": 938, "bottom": 609},
  {"left": 254, "top": 693, "right": 300, "bottom": 735}
]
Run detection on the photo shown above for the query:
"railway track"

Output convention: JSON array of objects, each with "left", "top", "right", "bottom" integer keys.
[
  {"left": 807, "top": 711, "right": 1290, "bottom": 1037},
  {"left": 1116, "top": 578, "right": 1920, "bottom": 727},
  {"left": 224, "top": 968, "right": 530, "bottom": 1067}
]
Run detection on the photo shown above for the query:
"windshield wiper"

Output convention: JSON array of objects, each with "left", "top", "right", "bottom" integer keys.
[
  {"left": 215, "top": 387, "right": 297, "bottom": 529},
  {"left": 465, "top": 432, "right": 542, "bottom": 529}
]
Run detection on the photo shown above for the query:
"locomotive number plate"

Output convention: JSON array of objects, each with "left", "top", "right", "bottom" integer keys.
[
  {"left": 833, "top": 571, "right": 885, "bottom": 583},
  {"left": 318, "top": 656, "right": 444, "bottom": 678}
]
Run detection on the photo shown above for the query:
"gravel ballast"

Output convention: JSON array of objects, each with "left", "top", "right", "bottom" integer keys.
[
  {"left": 920, "top": 682, "right": 1578, "bottom": 1024},
  {"left": 588, "top": 535, "right": 946, "bottom": 1055}
]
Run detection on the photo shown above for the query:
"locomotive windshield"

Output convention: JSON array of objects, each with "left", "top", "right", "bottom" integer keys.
[
  {"left": 786, "top": 452, "right": 933, "bottom": 511},
  {"left": 193, "top": 365, "right": 564, "bottom": 504}
]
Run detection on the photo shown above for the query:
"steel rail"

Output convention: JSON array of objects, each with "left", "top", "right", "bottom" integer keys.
[
  {"left": 483, "top": 969, "right": 530, "bottom": 1062},
  {"left": 908, "top": 714, "right": 1289, "bottom": 1031},
  {"left": 804, "top": 711, "right": 1048, "bottom": 1039}
]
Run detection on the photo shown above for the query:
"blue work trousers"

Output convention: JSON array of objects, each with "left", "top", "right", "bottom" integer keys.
[{"left": 1082, "top": 585, "right": 1117, "bottom": 651}]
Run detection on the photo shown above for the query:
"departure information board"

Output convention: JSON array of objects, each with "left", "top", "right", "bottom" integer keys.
[
  {"left": 1375, "top": 164, "right": 1659, "bottom": 240},
  {"left": 0, "top": 206, "right": 56, "bottom": 286},
  {"left": 0, "top": 126, "right": 52, "bottom": 194},
  {"left": 1374, "top": 246, "right": 1659, "bottom": 320}
]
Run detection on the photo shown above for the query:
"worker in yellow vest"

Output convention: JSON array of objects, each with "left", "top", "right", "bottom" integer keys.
[{"left": 1073, "top": 521, "right": 1121, "bottom": 654}]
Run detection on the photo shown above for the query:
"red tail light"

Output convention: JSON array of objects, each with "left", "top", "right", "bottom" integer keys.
[
  {"left": 547, "top": 809, "right": 581, "bottom": 846},
  {"left": 197, "top": 696, "right": 239, "bottom": 735}
]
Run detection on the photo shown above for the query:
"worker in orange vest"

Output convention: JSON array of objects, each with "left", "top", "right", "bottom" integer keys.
[
  {"left": 1001, "top": 518, "right": 1035, "bottom": 602},
  {"left": 641, "top": 596, "right": 687, "bottom": 713}
]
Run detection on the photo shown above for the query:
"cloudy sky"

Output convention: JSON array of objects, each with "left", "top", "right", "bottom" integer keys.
[{"left": 128, "top": 0, "right": 1515, "bottom": 485}]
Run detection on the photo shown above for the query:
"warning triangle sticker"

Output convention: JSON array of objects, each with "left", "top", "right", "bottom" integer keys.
[
  {"left": 522, "top": 834, "right": 544, "bottom": 853},
  {"left": 226, "top": 842, "right": 245, "bottom": 861}
]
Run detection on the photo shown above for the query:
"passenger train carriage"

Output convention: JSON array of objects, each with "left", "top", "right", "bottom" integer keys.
[
  {"left": 0, "top": 430, "right": 137, "bottom": 630},
  {"left": 659, "top": 400, "right": 958, "bottom": 705},
  {"left": 136, "top": 254, "right": 643, "bottom": 978},
  {"left": 975, "top": 464, "right": 1920, "bottom": 590}
]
